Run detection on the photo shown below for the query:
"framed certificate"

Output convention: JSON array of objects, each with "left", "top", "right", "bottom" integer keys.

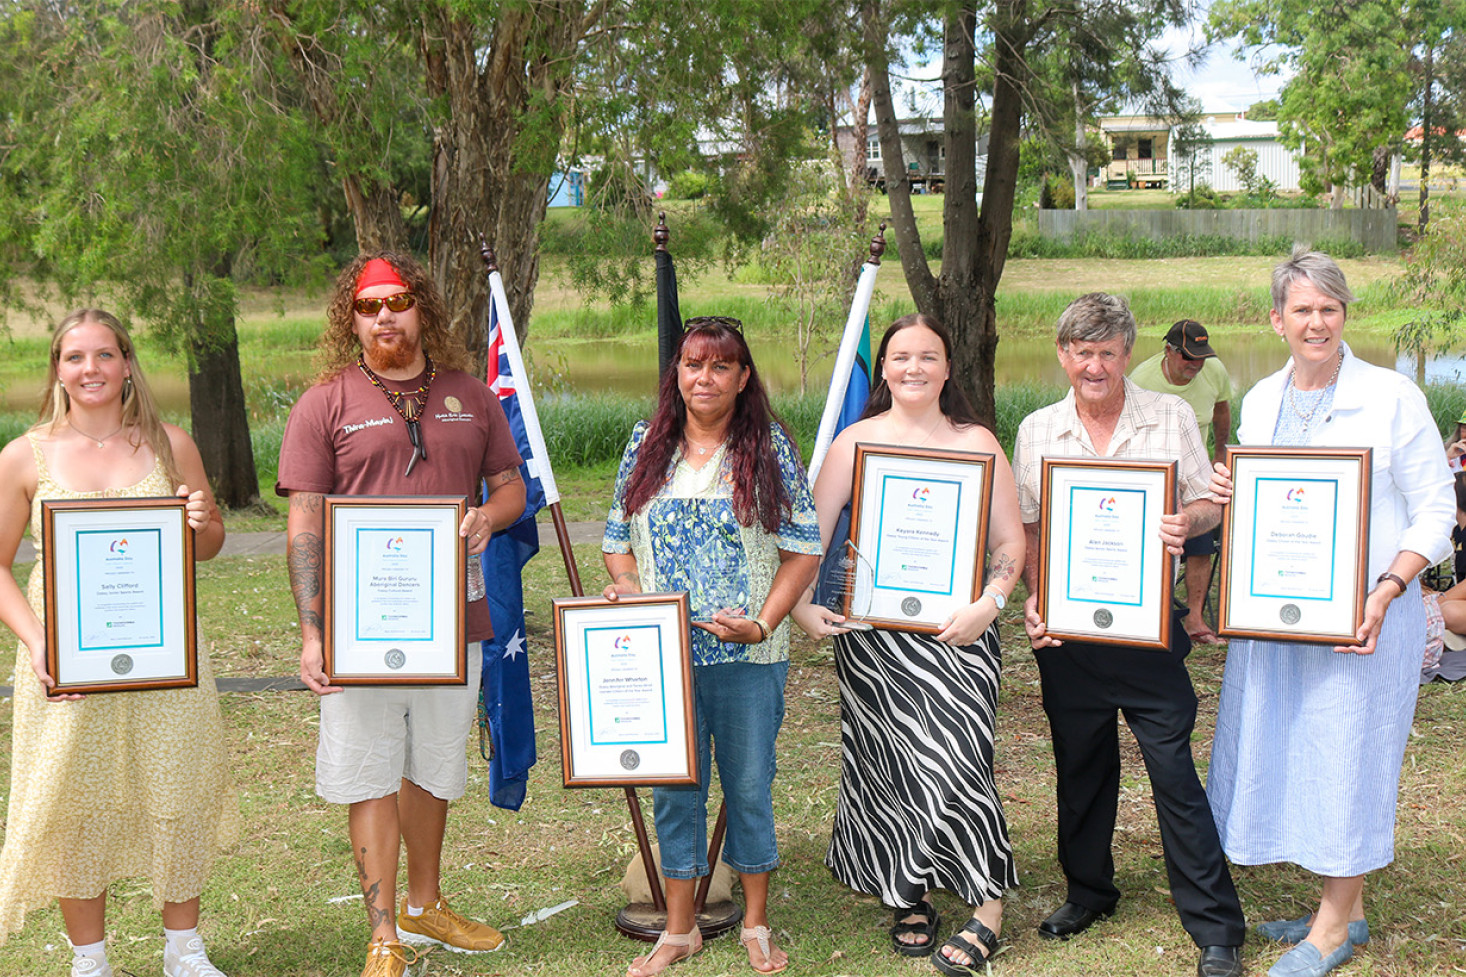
[
  {"left": 844, "top": 443, "right": 993, "bottom": 633},
  {"left": 42, "top": 498, "right": 197, "bottom": 694},
  {"left": 1218, "top": 446, "right": 1371, "bottom": 645},
  {"left": 553, "top": 593, "right": 698, "bottom": 788},
  {"left": 1038, "top": 458, "right": 1177, "bottom": 650},
  {"left": 324, "top": 496, "right": 467, "bottom": 685}
]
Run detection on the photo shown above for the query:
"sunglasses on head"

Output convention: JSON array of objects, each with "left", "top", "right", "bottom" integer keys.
[{"left": 353, "top": 292, "right": 416, "bottom": 316}]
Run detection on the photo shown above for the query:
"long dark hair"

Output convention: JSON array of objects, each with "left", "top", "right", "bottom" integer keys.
[
  {"left": 620, "top": 319, "right": 793, "bottom": 533},
  {"left": 861, "top": 313, "right": 982, "bottom": 426}
]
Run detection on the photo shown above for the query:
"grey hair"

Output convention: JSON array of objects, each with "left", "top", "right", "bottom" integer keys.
[
  {"left": 1056, "top": 292, "right": 1137, "bottom": 352},
  {"left": 1271, "top": 246, "right": 1356, "bottom": 315}
]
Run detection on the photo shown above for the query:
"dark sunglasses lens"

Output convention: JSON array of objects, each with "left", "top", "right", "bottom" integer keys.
[{"left": 354, "top": 297, "right": 383, "bottom": 315}]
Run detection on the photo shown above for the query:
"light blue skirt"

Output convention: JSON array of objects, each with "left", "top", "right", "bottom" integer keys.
[{"left": 1207, "top": 581, "right": 1423, "bottom": 877}]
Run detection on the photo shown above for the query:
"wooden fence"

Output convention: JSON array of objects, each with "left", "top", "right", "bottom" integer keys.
[{"left": 1037, "top": 207, "right": 1398, "bottom": 252}]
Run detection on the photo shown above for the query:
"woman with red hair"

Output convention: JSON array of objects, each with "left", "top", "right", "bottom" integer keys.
[{"left": 602, "top": 317, "right": 821, "bottom": 976}]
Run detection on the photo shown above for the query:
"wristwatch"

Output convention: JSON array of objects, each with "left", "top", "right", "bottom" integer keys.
[
  {"left": 984, "top": 586, "right": 1007, "bottom": 611},
  {"left": 1376, "top": 571, "right": 1408, "bottom": 596}
]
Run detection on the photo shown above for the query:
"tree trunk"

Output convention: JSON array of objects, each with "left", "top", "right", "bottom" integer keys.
[
  {"left": 851, "top": 67, "right": 873, "bottom": 227},
  {"left": 343, "top": 175, "right": 409, "bottom": 252},
  {"left": 865, "top": 0, "right": 1027, "bottom": 430},
  {"left": 187, "top": 267, "right": 259, "bottom": 508},
  {"left": 1071, "top": 79, "right": 1088, "bottom": 211},
  {"left": 1421, "top": 42, "right": 1434, "bottom": 235},
  {"left": 420, "top": 3, "right": 581, "bottom": 378}
]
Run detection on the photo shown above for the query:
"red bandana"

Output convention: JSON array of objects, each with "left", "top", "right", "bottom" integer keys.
[{"left": 355, "top": 258, "right": 408, "bottom": 296}]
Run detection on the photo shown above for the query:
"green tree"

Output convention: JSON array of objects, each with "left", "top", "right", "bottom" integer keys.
[
  {"left": 0, "top": 1, "right": 328, "bottom": 507},
  {"left": 1171, "top": 97, "right": 1215, "bottom": 206},
  {"left": 1209, "top": 0, "right": 1413, "bottom": 208}
]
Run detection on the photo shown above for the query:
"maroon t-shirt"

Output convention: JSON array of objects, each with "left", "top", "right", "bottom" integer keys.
[{"left": 276, "top": 365, "right": 523, "bottom": 641}]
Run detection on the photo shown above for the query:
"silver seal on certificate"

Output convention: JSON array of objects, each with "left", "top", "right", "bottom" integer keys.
[
  {"left": 1279, "top": 604, "right": 1301, "bottom": 625},
  {"left": 1093, "top": 608, "right": 1114, "bottom": 629},
  {"left": 620, "top": 750, "right": 641, "bottom": 770},
  {"left": 901, "top": 596, "right": 922, "bottom": 617},
  {"left": 111, "top": 654, "right": 134, "bottom": 675},
  {"left": 384, "top": 649, "right": 406, "bottom": 670}
]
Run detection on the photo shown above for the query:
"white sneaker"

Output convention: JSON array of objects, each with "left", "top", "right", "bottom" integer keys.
[
  {"left": 71, "top": 955, "right": 113, "bottom": 977},
  {"left": 163, "top": 936, "right": 228, "bottom": 977}
]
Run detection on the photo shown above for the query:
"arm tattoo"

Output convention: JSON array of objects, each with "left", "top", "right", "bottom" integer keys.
[
  {"left": 616, "top": 570, "right": 641, "bottom": 588},
  {"left": 987, "top": 553, "right": 1016, "bottom": 584},
  {"left": 288, "top": 530, "right": 323, "bottom": 628},
  {"left": 290, "top": 492, "right": 324, "bottom": 514},
  {"left": 488, "top": 467, "right": 522, "bottom": 488}
]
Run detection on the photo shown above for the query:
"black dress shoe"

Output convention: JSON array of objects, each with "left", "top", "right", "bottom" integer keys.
[
  {"left": 1197, "top": 945, "right": 1244, "bottom": 977},
  {"left": 1037, "top": 901, "right": 1113, "bottom": 940}
]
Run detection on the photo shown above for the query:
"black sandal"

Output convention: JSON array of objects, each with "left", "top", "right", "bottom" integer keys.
[
  {"left": 932, "top": 916, "right": 999, "bottom": 976},
  {"left": 890, "top": 901, "right": 941, "bottom": 957}
]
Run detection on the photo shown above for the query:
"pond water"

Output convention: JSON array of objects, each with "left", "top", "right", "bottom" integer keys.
[{"left": 537, "top": 328, "right": 1465, "bottom": 400}]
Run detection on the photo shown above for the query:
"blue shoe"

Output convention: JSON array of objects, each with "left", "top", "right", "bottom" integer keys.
[
  {"left": 1256, "top": 915, "right": 1370, "bottom": 946},
  {"left": 1267, "top": 940, "right": 1354, "bottom": 977}
]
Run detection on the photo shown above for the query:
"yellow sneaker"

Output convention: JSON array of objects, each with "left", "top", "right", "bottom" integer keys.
[
  {"left": 396, "top": 895, "right": 506, "bottom": 953},
  {"left": 360, "top": 938, "right": 417, "bottom": 977}
]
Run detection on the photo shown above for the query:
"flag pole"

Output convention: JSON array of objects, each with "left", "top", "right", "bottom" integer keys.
[
  {"left": 479, "top": 238, "right": 583, "bottom": 597},
  {"left": 808, "top": 222, "right": 886, "bottom": 485}
]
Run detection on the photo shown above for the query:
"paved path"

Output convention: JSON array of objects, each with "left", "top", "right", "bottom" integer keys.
[{"left": 1, "top": 519, "right": 604, "bottom": 697}]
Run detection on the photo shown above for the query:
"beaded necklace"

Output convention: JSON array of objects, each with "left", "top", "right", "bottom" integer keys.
[{"left": 357, "top": 354, "right": 436, "bottom": 477}]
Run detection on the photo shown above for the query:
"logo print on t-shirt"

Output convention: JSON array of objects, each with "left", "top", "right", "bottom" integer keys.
[{"left": 444, "top": 395, "right": 462, "bottom": 413}]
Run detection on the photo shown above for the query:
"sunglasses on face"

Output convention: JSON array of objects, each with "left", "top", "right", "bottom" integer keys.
[{"left": 353, "top": 292, "right": 416, "bottom": 316}]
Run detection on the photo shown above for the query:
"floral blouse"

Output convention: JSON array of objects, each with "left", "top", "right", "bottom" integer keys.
[{"left": 603, "top": 421, "right": 821, "bottom": 666}]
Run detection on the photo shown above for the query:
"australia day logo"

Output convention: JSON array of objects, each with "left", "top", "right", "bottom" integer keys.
[
  {"left": 613, "top": 634, "right": 633, "bottom": 651},
  {"left": 911, "top": 485, "right": 931, "bottom": 503},
  {"left": 109, "top": 537, "right": 129, "bottom": 555},
  {"left": 1285, "top": 486, "right": 1306, "bottom": 505},
  {"left": 383, "top": 535, "right": 407, "bottom": 557}
]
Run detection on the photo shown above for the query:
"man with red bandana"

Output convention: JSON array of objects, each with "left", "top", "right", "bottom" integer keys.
[{"left": 277, "top": 252, "right": 525, "bottom": 977}]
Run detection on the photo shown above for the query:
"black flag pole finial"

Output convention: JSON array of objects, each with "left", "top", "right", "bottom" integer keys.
[
  {"left": 479, "top": 234, "right": 499, "bottom": 274},
  {"left": 654, "top": 212, "right": 670, "bottom": 253}
]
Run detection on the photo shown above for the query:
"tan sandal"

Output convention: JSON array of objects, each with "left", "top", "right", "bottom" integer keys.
[
  {"left": 627, "top": 928, "right": 701, "bottom": 977},
  {"left": 740, "top": 925, "right": 788, "bottom": 974}
]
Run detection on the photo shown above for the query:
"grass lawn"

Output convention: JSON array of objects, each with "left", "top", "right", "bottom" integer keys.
[{"left": 1, "top": 549, "right": 1464, "bottom": 975}]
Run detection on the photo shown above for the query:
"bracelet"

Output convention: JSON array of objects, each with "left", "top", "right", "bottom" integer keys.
[
  {"left": 1376, "top": 571, "right": 1408, "bottom": 597},
  {"left": 754, "top": 617, "right": 772, "bottom": 641}
]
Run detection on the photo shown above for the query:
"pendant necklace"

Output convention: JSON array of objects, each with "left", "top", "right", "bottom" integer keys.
[
  {"left": 358, "top": 355, "right": 436, "bottom": 477},
  {"left": 71, "top": 421, "right": 124, "bottom": 448}
]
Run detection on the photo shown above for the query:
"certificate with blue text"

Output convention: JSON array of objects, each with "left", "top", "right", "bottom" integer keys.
[
  {"left": 1219, "top": 447, "right": 1370, "bottom": 645},
  {"left": 42, "top": 498, "right": 196, "bottom": 694},
  {"left": 324, "top": 496, "right": 467, "bottom": 684},
  {"left": 845, "top": 444, "right": 992, "bottom": 633},
  {"left": 553, "top": 594, "right": 697, "bottom": 788},
  {"left": 1038, "top": 458, "right": 1177, "bottom": 650}
]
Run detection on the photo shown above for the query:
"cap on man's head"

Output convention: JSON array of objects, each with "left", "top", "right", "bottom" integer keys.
[
  {"left": 355, "top": 257, "right": 408, "bottom": 296},
  {"left": 1456, "top": 407, "right": 1466, "bottom": 425},
  {"left": 1165, "top": 319, "right": 1216, "bottom": 359}
]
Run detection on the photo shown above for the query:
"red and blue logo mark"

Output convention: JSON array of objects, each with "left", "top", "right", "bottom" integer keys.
[
  {"left": 110, "top": 537, "right": 128, "bottom": 553},
  {"left": 385, "top": 535, "right": 405, "bottom": 551},
  {"left": 614, "top": 634, "right": 633, "bottom": 650},
  {"left": 911, "top": 486, "right": 931, "bottom": 502},
  {"left": 1287, "top": 487, "right": 1306, "bottom": 502},
  {"left": 1098, "top": 496, "right": 1117, "bottom": 512}
]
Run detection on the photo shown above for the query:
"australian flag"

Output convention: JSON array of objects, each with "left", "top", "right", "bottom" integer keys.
[
  {"left": 836, "top": 315, "right": 873, "bottom": 433},
  {"left": 478, "top": 297, "right": 544, "bottom": 810}
]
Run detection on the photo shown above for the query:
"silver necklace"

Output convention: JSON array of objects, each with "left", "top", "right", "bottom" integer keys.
[
  {"left": 71, "top": 421, "right": 124, "bottom": 448},
  {"left": 1285, "top": 351, "right": 1343, "bottom": 426}
]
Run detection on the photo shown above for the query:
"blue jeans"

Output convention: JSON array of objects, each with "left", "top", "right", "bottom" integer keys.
[{"left": 653, "top": 660, "right": 788, "bottom": 878}]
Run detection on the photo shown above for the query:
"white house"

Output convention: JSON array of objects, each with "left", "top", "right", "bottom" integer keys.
[{"left": 1172, "top": 118, "right": 1302, "bottom": 193}]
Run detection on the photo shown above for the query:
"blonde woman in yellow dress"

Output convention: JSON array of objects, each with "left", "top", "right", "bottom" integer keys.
[{"left": 0, "top": 310, "right": 237, "bottom": 977}]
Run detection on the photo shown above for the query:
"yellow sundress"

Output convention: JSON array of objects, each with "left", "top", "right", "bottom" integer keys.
[{"left": 0, "top": 435, "right": 238, "bottom": 942}]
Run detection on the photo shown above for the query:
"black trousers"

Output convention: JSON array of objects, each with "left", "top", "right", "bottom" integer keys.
[{"left": 1034, "top": 613, "right": 1245, "bottom": 948}]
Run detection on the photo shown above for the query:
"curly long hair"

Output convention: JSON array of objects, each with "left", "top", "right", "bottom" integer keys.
[
  {"left": 316, "top": 250, "right": 471, "bottom": 381},
  {"left": 860, "top": 313, "right": 982, "bottom": 427},
  {"left": 34, "top": 309, "right": 182, "bottom": 487},
  {"left": 620, "top": 318, "right": 793, "bottom": 533}
]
